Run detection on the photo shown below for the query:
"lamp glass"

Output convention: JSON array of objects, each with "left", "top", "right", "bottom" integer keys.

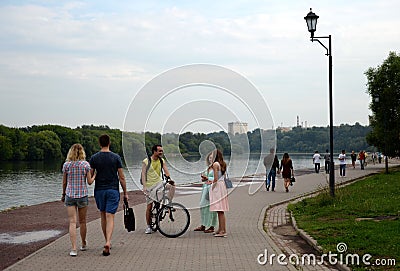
[{"left": 304, "top": 9, "right": 319, "bottom": 33}]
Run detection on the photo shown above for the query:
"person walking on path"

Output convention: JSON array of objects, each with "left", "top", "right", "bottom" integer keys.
[
  {"left": 89, "top": 134, "right": 128, "bottom": 256},
  {"left": 338, "top": 149, "right": 347, "bottom": 177},
  {"left": 279, "top": 153, "right": 294, "bottom": 193},
  {"left": 363, "top": 151, "right": 368, "bottom": 167},
  {"left": 378, "top": 152, "right": 382, "bottom": 163},
  {"left": 371, "top": 152, "right": 376, "bottom": 165},
  {"left": 209, "top": 149, "right": 229, "bottom": 238},
  {"left": 323, "top": 149, "right": 330, "bottom": 174},
  {"left": 350, "top": 151, "right": 357, "bottom": 169},
  {"left": 358, "top": 150, "right": 365, "bottom": 170},
  {"left": 141, "top": 144, "right": 175, "bottom": 235},
  {"left": 62, "top": 144, "right": 96, "bottom": 257},
  {"left": 312, "top": 151, "right": 321, "bottom": 173},
  {"left": 194, "top": 152, "right": 218, "bottom": 233},
  {"left": 263, "top": 148, "right": 280, "bottom": 191}
]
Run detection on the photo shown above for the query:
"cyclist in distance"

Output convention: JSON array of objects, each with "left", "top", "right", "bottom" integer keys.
[{"left": 141, "top": 144, "right": 175, "bottom": 234}]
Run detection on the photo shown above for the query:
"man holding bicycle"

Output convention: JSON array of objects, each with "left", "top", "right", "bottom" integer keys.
[{"left": 141, "top": 144, "right": 175, "bottom": 234}]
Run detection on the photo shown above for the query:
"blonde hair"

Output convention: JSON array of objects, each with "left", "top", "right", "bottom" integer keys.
[{"left": 66, "top": 144, "right": 86, "bottom": 162}]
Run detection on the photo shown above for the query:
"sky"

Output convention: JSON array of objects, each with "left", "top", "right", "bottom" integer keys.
[{"left": 1, "top": 0, "right": 399, "bottom": 133}]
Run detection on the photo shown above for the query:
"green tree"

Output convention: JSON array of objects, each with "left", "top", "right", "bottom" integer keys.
[
  {"left": 27, "top": 131, "right": 62, "bottom": 160},
  {"left": 365, "top": 51, "right": 400, "bottom": 156},
  {"left": 0, "top": 135, "right": 13, "bottom": 160},
  {"left": 29, "top": 125, "right": 82, "bottom": 157}
]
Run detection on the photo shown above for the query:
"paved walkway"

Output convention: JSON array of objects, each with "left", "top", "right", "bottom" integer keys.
[{"left": 5, "top": 163, "right": 391, "bottom": 271}]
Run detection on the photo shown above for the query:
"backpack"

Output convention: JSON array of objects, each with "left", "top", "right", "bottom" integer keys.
[{"left": 140, "top": 156, "right": 164, "bottom": 185}]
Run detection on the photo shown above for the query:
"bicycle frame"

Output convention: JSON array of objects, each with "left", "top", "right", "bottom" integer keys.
[{"left": 149, "top": 178, "right": 190, "bottom": 237}]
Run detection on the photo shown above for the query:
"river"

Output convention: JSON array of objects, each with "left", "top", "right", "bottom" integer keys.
[{"left": 0, "top": 154, "right": 318, "bottom": 211}]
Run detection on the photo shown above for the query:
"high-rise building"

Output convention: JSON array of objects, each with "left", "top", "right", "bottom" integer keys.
[{"left": 228, "top": 122, "right": 248, "bottom": 135}]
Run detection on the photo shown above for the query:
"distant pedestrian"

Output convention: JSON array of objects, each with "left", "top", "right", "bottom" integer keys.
[
  {"left": 62, "top": 144, "right": 95, "bottom": 257},
  {"left": 350, "top": 151, "right": 357, "bottom": 169},
  {"left": 371, "top": 152, "right": 376, "bottom": 165},
  {"left": 209, "top": 149, "right": 229, "bottom": 237},
  {"left": 89, "top": 134, "right": 128, "bottom": 256},
  {"left": 263, "top": 148, "right": 280, "bottom": 191},
  {"left": 378, "top": 152, "right": 382, "bottom": 163},
  {"left": 363, "top": 151, "right": 368, "bottom": 167},
  {"left": 193, "top": 152, "right": 218, "bottom": 233},
  {"left": 312, "top": 151, "right": 321, "bottom": 173},
  {"left": 323, "top": 149, "right": 330, "bottom": 174},
  {"left": 358, "top": 150, "right": 365, "bottom": 170},
  {"left": 279, "top": 153, "right": 294, "bottom": 193},
  {"left": 338, "top": 150, "right": 346, "bottom": 177}
]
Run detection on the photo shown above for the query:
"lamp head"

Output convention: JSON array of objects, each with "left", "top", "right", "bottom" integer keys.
[{"left": 304, "top": 8, "right": 319, "bottom": 38}]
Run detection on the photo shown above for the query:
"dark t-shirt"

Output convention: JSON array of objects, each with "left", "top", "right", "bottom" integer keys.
[
  {"left": 89, "top": 151, "right": 122, "bottom": 191},
  {"left": 264, "top": 154, "right": 279, "bottom": 170}
]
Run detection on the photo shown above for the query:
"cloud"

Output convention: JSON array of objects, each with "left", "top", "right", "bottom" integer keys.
[{"left": 0, "top": 1, "right": 399, "bottom": 129}]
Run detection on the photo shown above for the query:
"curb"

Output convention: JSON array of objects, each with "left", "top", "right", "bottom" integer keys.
[{"left": 265, "top": 172, "right": 382, "bottom": 271}]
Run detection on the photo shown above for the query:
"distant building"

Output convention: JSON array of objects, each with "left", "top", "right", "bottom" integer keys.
[
  {"left": 277, "top": 126, "right": 292, "bottom": 133},
  {"left": 228, "top": 122, "right": 248, "bottom": 135}
]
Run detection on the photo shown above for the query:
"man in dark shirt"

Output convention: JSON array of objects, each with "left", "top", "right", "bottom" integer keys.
[
  {"left": 90, "top": 134, "right": 128, "bottom": 256},
  {"left": 263, "top": 148, "right": 279, "bottom": 192}
]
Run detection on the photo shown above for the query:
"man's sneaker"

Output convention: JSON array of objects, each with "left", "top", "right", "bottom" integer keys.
[
  {"left": 145, "top": 227, "right": 152, "bottom": 234},
  {"left": 266, "top": 185, "right": 270, "bottom": 191}
]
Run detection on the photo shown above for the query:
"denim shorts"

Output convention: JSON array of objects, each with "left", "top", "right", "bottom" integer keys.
[
  {"left": 94, "top": 189, "right": 120, "bottom": 214},
  {"left": 65, "top": 195, "right": 89, "bottom": 208}
]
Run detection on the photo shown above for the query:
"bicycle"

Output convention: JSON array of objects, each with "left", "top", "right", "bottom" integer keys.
[{"left": 149, "top": 176, "right": 190, "bottom": 238}]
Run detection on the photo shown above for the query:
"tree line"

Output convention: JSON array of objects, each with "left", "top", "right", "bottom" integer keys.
[{"left": 0, "top": 123, "right": 373, "bottom": 162}]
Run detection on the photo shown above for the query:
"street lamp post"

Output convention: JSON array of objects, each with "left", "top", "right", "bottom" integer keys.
[{"left": 304, "top": 8, "right": 335, "bottom": 197}]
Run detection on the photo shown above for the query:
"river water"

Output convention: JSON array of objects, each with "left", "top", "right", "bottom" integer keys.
[{"left": 0, "top": 154, "right": 317, "bottom": 211}]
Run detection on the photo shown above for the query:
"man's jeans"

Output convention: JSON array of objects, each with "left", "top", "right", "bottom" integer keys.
[
  {"left": 360, "top": 159, "right": 365, "bottom": 170},
  {"left": 325, "top": 161, "right": 330, "bottom": 173},
  {"left": 314, "top": 163, "right": 320, "bottom": 173},
  {"left": 340, "top": 164, "right": 346, "bottom": 176},
  {"left": 266, "top": 169, "right": 276, "bottom": 191}
]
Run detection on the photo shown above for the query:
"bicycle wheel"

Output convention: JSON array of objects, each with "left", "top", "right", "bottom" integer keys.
[{"left": 156, "top": 202, "right": 190, "bottom": 238}]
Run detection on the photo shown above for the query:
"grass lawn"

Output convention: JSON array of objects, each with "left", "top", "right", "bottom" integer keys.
[{"left": 288, "top": 168, "right": 400, "bottom": 270}]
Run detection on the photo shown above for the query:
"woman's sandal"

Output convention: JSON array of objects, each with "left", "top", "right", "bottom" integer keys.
[
  {"left": 102, "top": 245, "right": 110, "bottom": 256},
  {"left": 194, "top": 225, "right": 206, "bottom": 231},
  {"left": 214, "top": 232, "right": 227, "bottom": 238},
  {"left": 203, "top": 227, "right": 214, "bottom": 233}
]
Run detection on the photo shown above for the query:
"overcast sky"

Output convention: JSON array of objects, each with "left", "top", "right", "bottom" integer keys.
[{"left": 1, "top": 0, "right": 399, "bottom": 133}]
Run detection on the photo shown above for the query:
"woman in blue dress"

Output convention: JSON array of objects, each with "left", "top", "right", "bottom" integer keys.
[{"left": 193, "top": 152, "right": 218, "bottom": 233}]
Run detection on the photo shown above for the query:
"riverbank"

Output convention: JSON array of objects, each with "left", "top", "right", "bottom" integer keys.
[
  {"left": 0, "top": 190, "right": 144, "bottom": 270},
  {"left": 4, "top": 163, "right": 392, "bottom": 271},
  {"left": 0, "top": 163, "right": 380, "bottom": 270},
  {"left": 0, "top": 168, "right": 316, "bottom": 270}
]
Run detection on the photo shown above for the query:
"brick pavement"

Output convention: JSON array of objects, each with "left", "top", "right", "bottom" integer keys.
[{"left": 5, "top": 163, "right": 390, "bottom": 271}]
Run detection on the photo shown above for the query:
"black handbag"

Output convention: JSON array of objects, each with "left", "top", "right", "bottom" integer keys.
[
  {"left": 290, "top": 176, "right": 295, "bottom": 186},
  {"left": 124, "top": 198, "right": 135, "bottom": 232}
]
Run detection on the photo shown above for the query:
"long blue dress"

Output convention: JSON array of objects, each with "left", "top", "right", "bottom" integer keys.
[{"left": 199, "top": 170, "right": 218, "bottom": 228}]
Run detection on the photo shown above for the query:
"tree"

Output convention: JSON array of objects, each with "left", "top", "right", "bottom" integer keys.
[
  {"left": 0, "top": 135, "right": 13, "bottom": 160},
  {"left": 365, "top": 51, "right": 400, "bottom": 156},
  {"left": 27, "top": 131, "right": 62, "bottom": 160}
]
